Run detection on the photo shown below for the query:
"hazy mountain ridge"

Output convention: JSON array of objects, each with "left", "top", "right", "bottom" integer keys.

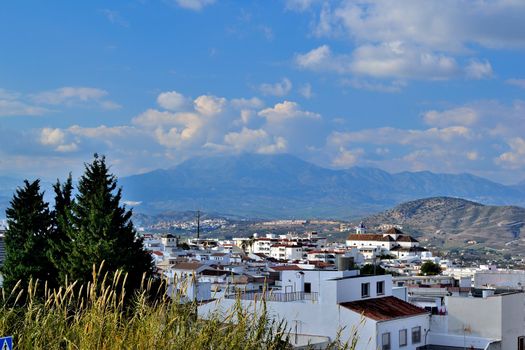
[
  {"left": 119, "top": 154, "right": 525, "bottom": 219},
  {"left": 2, "top": 154, "right": 525, "bottom": 219},
  {"left": 361, "top": 197, "right": 525, "bottom": 248}
]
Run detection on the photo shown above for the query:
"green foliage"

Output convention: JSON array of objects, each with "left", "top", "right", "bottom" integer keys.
[
  {"left": 59, "top": 154, "right": 154, "bottom": 291},
  {"left": 359, "top": 264, "right": 386, "bottom": 275},
  {"left": 0, "top": 269, "right": 293, "bottom": 350},
  {"left": 1, "top": 180, "right": 56, "bottom": 293},
  {"left": 420, "top": 261, "right": 442, "bottom": 275}
]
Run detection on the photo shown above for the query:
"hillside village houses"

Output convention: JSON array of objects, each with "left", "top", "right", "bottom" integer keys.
[
  {"left": 4, "top": 222, "right": 525, "bottom": 349},
  {"left": 127, "top": 225, "right": 525, "bottom": 350}
]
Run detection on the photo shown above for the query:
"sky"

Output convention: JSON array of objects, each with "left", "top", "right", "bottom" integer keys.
[{"left": 1, "top": 0, "right": 525, "bottom": 184}]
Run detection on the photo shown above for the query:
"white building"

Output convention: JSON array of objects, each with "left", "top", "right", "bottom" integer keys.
[
  {"left": 428, "top": 291, "right": 525, "bottom": 350},
  {"left": 269, "top": 244, "right": 303, "bottom": 261},
  {"left": 199, "top": 269, "right": 430, "bottom": 349}
]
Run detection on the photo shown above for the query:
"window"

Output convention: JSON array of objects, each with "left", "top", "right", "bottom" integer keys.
[
  {"left": 304, "top": 282, "right": 311, "bottom": 293},
  {"left": 519, "top": 336, "right": 525, "bottom": 350},
  {"left": 399, "top": 329, "right": 407, "bottom": 347},
  {"left": 361, "top": 283, "right": 370, "bottom": 298},
  {"left": 411, "top": 326, "right": 421, "bottom": 344},
  {"left": 377, "top": 281, "right": 385, "bottom": 295},
  {"left": 381, "top": 332, "right": 390, "bottom": 350}
]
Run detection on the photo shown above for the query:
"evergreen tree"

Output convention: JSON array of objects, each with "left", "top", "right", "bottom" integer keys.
[
  {"left": 49, "top": 174, "right": 74, "bottom": 285},
  {"left": 1, "top": 180, "right": 55, "bottom": 292},
  {"left": 61, "top": 154, "right": 154, "bottom": 292}
]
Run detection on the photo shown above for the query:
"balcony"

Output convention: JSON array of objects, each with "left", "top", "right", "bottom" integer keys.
[{"left": 225, "top": 291, "right": 319, "bottom": 302}]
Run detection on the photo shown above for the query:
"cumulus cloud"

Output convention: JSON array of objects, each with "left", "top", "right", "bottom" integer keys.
[
  {"left": 423, "top": 107, "right": 479, "bottom": 127},
  {"left": 496, "top": 137, "right": 525, "bottom": 169},
  {"left": 157, "top": 91, "right": 189, "bottom": 111},
  {"left": 465, "top": 59, "right": 494, "bottom": 79},
  {"left": 312, "top": 0, "right": 525, "bottom": 51},
  {"left": 293, "top": 1, "right": 525, "bottom": 84},
  {"left": 258, "top": 101, "right": 321, "bottom": 124},
  {"left": 296, "top": 43, "right": 461, "bottom": 80},
  {"left": 40, "top": 128, "right": 66, "bottom": 146},
  {"left": 194, "top": 95, "right": 226, "bottom": 116},
  {"left": 40, "top": 128, "right": 78, "bottom": 152},
  {"left": 259, "top": 78, "right": 293, "bottom": 97},
  {"left": 332, "top": 147, "right": 364, "bottom": 167}
]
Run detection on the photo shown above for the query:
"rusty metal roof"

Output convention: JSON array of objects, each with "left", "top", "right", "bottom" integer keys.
[{"left": 340, "top": 296, "right": 428, "bottom": 321}]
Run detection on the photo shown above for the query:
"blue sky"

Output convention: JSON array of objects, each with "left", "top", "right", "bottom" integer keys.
[{"left": 1, "top": 0, "right": 525, "bottom": 184}]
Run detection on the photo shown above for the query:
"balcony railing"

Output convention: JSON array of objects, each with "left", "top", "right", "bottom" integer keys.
[{"left": 225, "top": 291, "right": 318, "bottom": 302}]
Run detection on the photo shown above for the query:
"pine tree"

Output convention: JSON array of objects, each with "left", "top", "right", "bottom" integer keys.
[
  {"left": 1, "top": 180, "right": 55, "bottom": 292},
  {"left": 61, "top": 154, "right": 154, "bottom": 292},
  {"left": 49, "top": 174, "right": 74, "bottom": 285}
]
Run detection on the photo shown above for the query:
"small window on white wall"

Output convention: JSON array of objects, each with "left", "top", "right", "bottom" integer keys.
[
  {"left": 377, "top": 281, "right": 385, "bottom": 295},
  {"left": 381, "top": 332, "right": 390, "bottom": 350},
  {"left": 361, "top": 282, "right": 370, "bottom": 298},
  {"left": 412, "top": 326, "right": 421, "bottom": 343},
  {"left": 399, "top": 329, "right": 407, "bottom": 347}
]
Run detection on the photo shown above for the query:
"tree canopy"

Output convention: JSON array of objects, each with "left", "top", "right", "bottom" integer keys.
[
  {"left": 2, "top": 155, "right": 154, "bottom": 294},
  {"left": 1, "top": 180, "right": 56, "bottom": 292},
  {"left": 420, "top": 260, "right": 442, "bottom": 275}
]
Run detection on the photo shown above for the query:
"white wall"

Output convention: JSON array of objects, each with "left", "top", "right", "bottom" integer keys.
[{"left": 376, "top": 314, "right": 429, "bottom": 350}]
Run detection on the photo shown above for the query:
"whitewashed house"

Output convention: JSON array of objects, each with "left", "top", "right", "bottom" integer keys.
[{"left": 198, "top": 268, "right": 430, "bottom": 349}]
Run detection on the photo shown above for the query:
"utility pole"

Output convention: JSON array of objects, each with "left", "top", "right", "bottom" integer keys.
[{"left": 196, "top": 210, "right": 201, "bottom": 239}]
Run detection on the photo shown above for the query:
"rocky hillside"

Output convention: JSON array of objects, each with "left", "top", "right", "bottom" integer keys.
[{"left": 361, "top": 197, "right": 525, "bottom": 250}]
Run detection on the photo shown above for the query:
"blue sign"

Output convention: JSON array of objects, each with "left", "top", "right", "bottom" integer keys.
[{"left": 0, "top": 336, "right": 12, "bottom": 350}]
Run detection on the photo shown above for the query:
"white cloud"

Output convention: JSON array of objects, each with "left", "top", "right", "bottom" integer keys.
[
  {"left": 33, "top": 87, "right": 107, "bottom": 104},
  {"left": 294, "top": 1, "right": 525, "bottom": 82},
  {"left": 230, "top": 97, "right": 264, "bottom": 109},
  {"left": 32, "top": 87, "right": 120, "bottom": 109},
  {"left": 298, "top": 83, "right": 314, "bottom": 99},
  {"left": 40, "top": 128, "right": 65, "bottom": 146},
  {"left": 465, "top": 59, "right": 493, "bottom": 79},
  {"left": 342, "top": 78, "right": 406, "bottom": 93},
  {"left": 39, "top": 127, "right": 78, "bottom": 153},
  {"left": 507, "top": 79, "right": 525, "bottom": 89},
  {"left": 173, "top": 0, "right": 215, "bottom": 11},
  {"left": 332, "top": 147, "right": 364, "bottom": 167},
  {"left": 329, "top": 126, "right": 474, "bottom": 148},
  {"left": 285, "top": 0, "right": 318, "bottom": 12},
  {"left": 193, "top": 95, "right": 226, "bottom": 116},
  {"left": 157, "top": 91, "right": 189, "bottom": 111},
  {"left": 423, "top": 107, "right": 479, "bottom": 127},
  {"left": 496, "top": 137, "right": 525, "bottom": 169},
  {"left": 258, "top": 101, "right": 321, "bottom": 124},
  {"left": 296, "top": 43, "right": 460, "bottom": 80},
  {"left": 313, "top": 0, "right": 525, "bottom": 51},
  {"left": 259, "top": 78, "right": 293, "bottom": 97},
  {"left": 0, "top": 99, "right": 49, "bottom": 117}
]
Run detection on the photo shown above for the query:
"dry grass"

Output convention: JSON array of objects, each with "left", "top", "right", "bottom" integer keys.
[{"left": 0, "top": 263, "right": 357, "bottom": 350}]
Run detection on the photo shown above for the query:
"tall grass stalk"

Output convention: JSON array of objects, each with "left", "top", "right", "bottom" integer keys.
[{"left": 0, "top": 264, "right": 287, "bottom": 350}]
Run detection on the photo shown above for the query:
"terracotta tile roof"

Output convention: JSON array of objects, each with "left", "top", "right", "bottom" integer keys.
[
  {"left": 347, "top": 234, "right": 395, "bottom": 242},
  {"left": 269, "top": 265, "right": 302, "bottom": 271},
  {"left": 340, "top": 296, "right": 428, "bottom": 321},
  {"left": 172, "top": 262, "right": 205, "bottom": 271}
]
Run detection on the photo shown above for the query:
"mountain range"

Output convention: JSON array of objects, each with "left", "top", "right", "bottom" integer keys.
[
  {"left": 1, "top": 154, "right": 524, "bottom": 219},
  {"left": 118, "top": 154, "right": 525, "bottom": 219},
  {"left": 360, "top": 197, "right": 525, "bottom": 251}
]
